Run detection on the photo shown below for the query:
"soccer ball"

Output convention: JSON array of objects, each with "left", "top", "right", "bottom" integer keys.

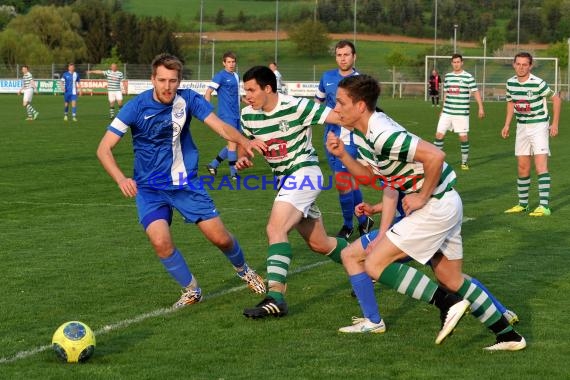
[{"left": 52, "top": 321, "right": 96, "bottom": 363}]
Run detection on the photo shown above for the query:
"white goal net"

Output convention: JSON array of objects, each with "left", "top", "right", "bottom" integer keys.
[{"left": 424, "top": 55, "right": 559, "bottom": 102}]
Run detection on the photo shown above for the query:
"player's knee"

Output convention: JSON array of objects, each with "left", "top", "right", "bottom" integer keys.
[
  {"left": 150, "top": 238, "right": 175, "bottom": 258},
  {"left": 437, "top": 275, "right": 463, "bottom": 293},
  {"left": 341, "top": 247, "right": 360, "bottom": 264},
  {"left": 206, "top": 230, "right": 233, "bottom": 251},
  {"left": 308, "top": 240, "right": 330, "bottom": 255}
]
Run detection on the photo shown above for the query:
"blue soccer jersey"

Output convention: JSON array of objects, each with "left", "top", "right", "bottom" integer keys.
[
  {"left": 315, "top": 68, "right": 359, "bottom": 136},
  {"left": 208, "top": 69, "right": 240, "bottom": 123},
  {"left": 108, "top": 88, "right": 214, "bottom": 190},
  {"left": 61, "top": 71, "right": 80, "bottom": 95}
]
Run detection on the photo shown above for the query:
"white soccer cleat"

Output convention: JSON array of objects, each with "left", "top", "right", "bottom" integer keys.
[
  {"left": 338, "top": 317, "right": 386, "bottom": 334},
  {"left": 484, "top": 337, "right": 527, "bottom": 351},
  {"left": 435, "top": 299, "right": 470, "bottom": 344}
]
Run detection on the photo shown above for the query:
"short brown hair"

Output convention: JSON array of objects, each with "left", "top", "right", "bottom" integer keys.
[{"left": 151, "top": 53, "right": 183, "bottom": 80}]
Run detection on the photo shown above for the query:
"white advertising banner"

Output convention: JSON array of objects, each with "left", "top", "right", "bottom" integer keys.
[
  {"left": 284, "top": 82, "right": 318, "bottom": 97},
  {"left": 0, "top": 79, "right": 23, "bottom": 93}
]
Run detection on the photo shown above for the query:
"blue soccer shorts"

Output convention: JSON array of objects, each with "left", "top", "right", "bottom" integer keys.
[{"left": 136, "top": 185, "right": 219, "bottom": 230}]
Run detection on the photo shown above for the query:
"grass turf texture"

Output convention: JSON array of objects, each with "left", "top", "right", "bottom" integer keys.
[{"left": 0, "top": 94, "right": 569, "bottom": 378}]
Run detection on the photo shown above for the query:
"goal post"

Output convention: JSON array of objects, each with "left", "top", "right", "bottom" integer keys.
[{"left": 424, "top": 55, "right": 559, "bottom": 102}]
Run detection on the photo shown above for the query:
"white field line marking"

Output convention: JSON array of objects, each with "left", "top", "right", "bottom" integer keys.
[{"left": 0, "top": 260, "right": 330, "bottom": 364}]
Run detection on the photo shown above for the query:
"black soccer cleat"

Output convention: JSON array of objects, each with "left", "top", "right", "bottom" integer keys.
[
  {"left": 358, "top": 216, "right": 374, "bottom": 236},
  {"left": 336, "top": 225, "right": 354, "bottom": 240},
  {"left": 206, "top": 164, "right": 217, "bottom": 176},
  {"left": 243, "top": 296, "right": 288, "bottom": 319}
]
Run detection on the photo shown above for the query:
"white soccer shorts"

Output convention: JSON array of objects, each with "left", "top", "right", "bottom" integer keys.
[
  {"left": 22, "top": 88, "right": 34, "bottom": 104},
  {"left": 515, "top": 122, "right": 550, "bottom": 156},
  {"left": 436, "top": 113, "right": 470, "bottom": 135},
  {"left": 108, "top": 90, "right": 123, "bottom": 103},
  {"left": 386, "top": 189, "right": 463, "bottom": 265},
  {"left": 275, "top": 166, "right": 323, "bottom": 218}
]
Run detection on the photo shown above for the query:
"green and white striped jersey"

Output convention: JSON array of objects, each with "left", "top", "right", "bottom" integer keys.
[
  {"left": 506, "top": 73, "right": 554, "bottom": 124},
  {"left": 22, "top": 72, "right": 34, "bottom": 90},
  {"left": 104, "top": 70, "right": 124, "bottom": 92},
  {"left": 241, "top": 94, "right": 330, "bottom": 178},
  {"left": 354, "top": 112, "right": 456, "bottom": 198},
  {"left": 442, "top": 70, "right": 478, "bottom": 116}
]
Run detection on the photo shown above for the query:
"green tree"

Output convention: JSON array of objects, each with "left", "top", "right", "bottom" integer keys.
[
  {"left": 0, "top": 5, "right": 17, "bottom": 30},
  {"left": 73, "top": 0, "right": 113, "bottom": 63},
  {"left": 215, "top": 8, "right": 224, "bottom": 26},
  {"left": 288, "top": 20, "right": 330, "bottom": 57},
  {"left": 138, "top": 16, "right": 181, "bottom": 64},
  {"left": 485, "top": 26, "right": 506, "bottom": 54},
  {"left": 0, "top": 28, "right": 53, "bottom": 65},
  {"left": 113, "top": 11, "right": 139, "bottom": 63},
  {"left": 5, "top": 5, "right": 87, "bottom": 63},
  {"left": 546, "top": 40, "right": 569, "bottom": 69}
]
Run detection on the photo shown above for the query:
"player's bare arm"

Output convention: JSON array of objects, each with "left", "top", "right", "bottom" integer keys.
[
  {"left": 378, "top": 187, "right": 399, "bottom": 236},
  {"left": 204, "top": 113, "right": 266, "bottom": 157},
  {"left": 204, "top": 87, "right": 214, "bottom": 102},
  {"left": 501, "top": 101, "right": 515, "bottom": 139},
  {"left": 474, "top": 90, "right": 485, "bottom": 118},
  {"left": 96, "top": 131, "right": 137, "bottom": 198},
  {"left": 401, "top": 140, "right": 445, "bottom": 215},
  {"left": 550, "top": 93, "right": 561, "bottom": 137},
  {"left": 323, "top": 109, "right": 342, "bottom": 126}
]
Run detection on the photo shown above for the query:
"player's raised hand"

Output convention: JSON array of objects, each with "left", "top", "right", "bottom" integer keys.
[{"left": 326, "top": 131, "right": 345, "bottom": 157}]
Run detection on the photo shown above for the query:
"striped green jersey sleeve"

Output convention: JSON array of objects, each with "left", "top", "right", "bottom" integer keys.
[
  {"left": 505, "top": 73, "right": 553, "bottom": 124},
  {"left": 241, "top": 94, "right": 330, "bottom": 177},
  {"left": 354, "top": 112, "right": 456, "bottom": 198},
  {"left": 442, "top": 70, "right": 478, "bottom": 116}
]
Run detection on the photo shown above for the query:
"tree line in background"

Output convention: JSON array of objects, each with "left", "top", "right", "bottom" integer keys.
[
  {"left": 0, "top": 0, "right": 181, "bottom": 67},
  {"left": 2, "top": 0, "right": 570, "bottom": 68}
]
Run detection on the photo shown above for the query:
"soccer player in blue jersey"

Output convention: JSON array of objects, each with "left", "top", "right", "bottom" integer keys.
[
  {"left": 205, "top": 51, "right": 241, "bottom": 180},
  {"left": 61, "top": 63, "right": 81, "bottom": 122},
  {"left": 327, "top": 74, "right": 526, "bottom": 350},
  {"left": 315, "top": 40, "right": 373, "bottom": 240},
  {"left": 96, "top": 53, "right": 267, "bottom": 309}
]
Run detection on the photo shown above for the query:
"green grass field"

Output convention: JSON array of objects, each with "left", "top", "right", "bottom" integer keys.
[{"left": 1, "top": 94, "right": 569, "bottom": 379}]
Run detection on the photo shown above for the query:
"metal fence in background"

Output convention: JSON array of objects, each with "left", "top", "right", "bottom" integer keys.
[{"left": 1, "top": 61, "right": 566, "bottom": 100}]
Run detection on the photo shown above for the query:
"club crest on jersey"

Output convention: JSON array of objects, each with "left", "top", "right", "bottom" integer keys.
[
  {"left": 173, "top": 104, "right": 185, "bottom": 119},
  {"left": 527, "top": 90, "right": 533, "bottom": 97},
  {"left": 279, "top": 120, "right": 289, "bottom": 132}
]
